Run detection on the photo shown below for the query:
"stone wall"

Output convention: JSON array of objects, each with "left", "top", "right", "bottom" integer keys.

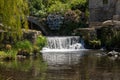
[
  {"left": 0, "top": 29, "right": 41, "bottom": 45},
  {"left": 22, "top": 29, "right": 41, "bottom": 44},
  {"left": 74, "top": 28, "right": 97, "bottom": 40},
  {"left": 89, "top": 0, "right": 119, "bottom": 22},
  {"left": 116, "top": 0, "right": 120, "bottom": 15}
]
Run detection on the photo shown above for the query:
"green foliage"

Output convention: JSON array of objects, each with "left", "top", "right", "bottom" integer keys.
[
  {"left": 15, "top": 40, "right": 32, "bottom": 52},
  {"left": 70, "top": 0, "right": 87, "bottom": 8},
  {"left": 29, "top": 0, "right": 88, "bottom": 16},
  {"left": 99, "top": 27, "right": 116, "bottom": 46},
  {"left": 29, "top": 0, "right": 47, "bottom": 17},
  {"left": 89, "top": 40, "right": 101, "bottom": 49},
  {"left": 98, "top": 26, "right": 120, "bottom": 50},
  {"left": 59, "top": 9, "right": 82, "bottom": 35},
  {"left": 35, "top": 35, "right": 47, "bottom": 50},
  {"left": 0, "top": 0, "right": 29, "bottom": 40},
  {"left": 47, "top": 1, "right": 70, "bottom": 14},
  {"left": 106, "top": 31, "right": 120, "bottom": 49},
  {"left": 0, "top": 50, "right": 17, "bottom": 60},
  {"left": 0, "top": 51, "right": 6, "bottom": 59},
  {"left": 34, "top": 10, "right": 47, "bottom": 17}
]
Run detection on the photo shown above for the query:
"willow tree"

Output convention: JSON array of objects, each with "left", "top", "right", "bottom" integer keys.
[{"left": 0, "top": 0, "right": 29, "bottom": 40}]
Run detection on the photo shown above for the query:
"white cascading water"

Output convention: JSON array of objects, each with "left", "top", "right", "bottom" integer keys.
[{"left": 41, "top": 36, "right": 85, "bottom": 52}]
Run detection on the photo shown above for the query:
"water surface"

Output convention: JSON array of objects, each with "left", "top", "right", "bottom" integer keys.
[{"left": 0, "top": 50, "right": 120, "bottom": 80}]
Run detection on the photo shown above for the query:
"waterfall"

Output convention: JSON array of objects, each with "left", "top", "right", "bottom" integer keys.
[{"left": 41, "top": 36, "right": 85, "bottom": 52}]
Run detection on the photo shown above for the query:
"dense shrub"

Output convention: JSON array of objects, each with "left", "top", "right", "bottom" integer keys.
[
  {"left": 59, "top": 9, "right": 83, "bottom": 35},
  {"left": 106, "top": 31, "right": 120, "bottom": 50},
  {"left": 15, "top": 40, "right": 32, "bottom": 53},
  {"left": 47, "top": 1, "right": 70, "bottom": 14},
  {"left": 35, "top": 35, "right": 47, "bottom": 50},
  {"left": 97, "top": 26, "right": 120, "bottom": 51},
  {"left": 29, "top": 0, "right": 46, "bottom": 16},
  {"left": 28, "top": 0, "right": 88, "bottom": 17},
  {"left": 0, "top": 50, "right": 17, "bottom": 60},
  {"left": 64, "top": 10, "right": 81, "bottom": 23}
]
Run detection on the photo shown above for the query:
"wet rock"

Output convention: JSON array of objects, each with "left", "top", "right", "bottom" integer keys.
[
  {"left": 74, "top": 28, "right": 97, "bottom": 40},
  {"left": 107, "top": 50, "right": 120, "bottom": 57},
  {"left": 113, "top": 15, "right": 120, "bottom": 21},
  {"left": 17, "top": 55, "right": 26, "bottom": 59},
  {"left": 17, "top": 50, "right": 30, "bottom": 59},
  {"left": 102, "top": 20, "right": 120, "bottom": 27}
]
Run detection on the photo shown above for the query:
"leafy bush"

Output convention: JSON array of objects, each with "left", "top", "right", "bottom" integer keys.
[
  {"left": 29, "top": 0, "right": 45, "bottom": 15},
  {"left": 47, "top": 1, "right": 70, "bottom": 14},
  {"left": 0, "top": 50, "right": 17, "bottom": 60},
  {"left": 15, "top": 40, "right": 32, "bottom": 53},
  {"left": 34, "top": 10, "right": 47, "bottom": 17},
  {"left": 89, "top": 40, "right": 101, "bottom": 49},
  {"left": 0, "top": 51, "right": 6, "bottom": 59},
  {"left": 64, "top": 9, "right": 80, "bottom": 23},
  {"left": 59, "top": 9, "right": 82, "bottom": 35},
  {"left": 29, "top": 0, "right": 88, "bottom": 17},
  {"left": 35, "top": 35, "right": 47, "bottom": 50},
  {"left": 106, "top": 31, "right": 120, "bottom": 50},
  {"left": 70, "top": 0, "right": 87, "bottom": 11}
]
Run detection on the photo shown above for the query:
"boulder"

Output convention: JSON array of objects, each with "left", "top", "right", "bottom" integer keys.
[
  {"left": 22, "top": 29, "right": 41, "bottom": 44},
  {"left": 17, "top": 49, "right": 30, "bottom": 59},
  {"left": 74, "top": 28, "right": 100, "bottom": 49},
  {"left": 107, "top": 50, "right": 120, "bottom": 57},
  {"left": 74, "top": 28, "right": 96, "bottom": 40},
  {"left": 102, "top": 20, "right": 120, "bottom": 27},
  {"left": 113, "top": 15, "right": 120, "bottom": 21}
]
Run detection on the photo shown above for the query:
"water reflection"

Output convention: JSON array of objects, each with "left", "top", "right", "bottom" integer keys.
[
  {"left": 42, "top": 51, "right": 85, "bottom": 66},
  {"left": 42, "top": 50, "right": 120, "bottom": 80},
  {"left": 0, "top": 56, "right": 47, "bottom": 80},
  {"left": 0, "top": 50, "right": 120, "bottom": 80}
]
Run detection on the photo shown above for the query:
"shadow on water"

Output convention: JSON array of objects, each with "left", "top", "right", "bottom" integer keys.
[{"left": 0, "top": 50, "right": 120, "bottom": 80}]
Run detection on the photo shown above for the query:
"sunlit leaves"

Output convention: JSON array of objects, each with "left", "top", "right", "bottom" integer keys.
[
  {"left": 0, "top": 0, "right": 29, "bottom": 40},
  {"left": 28, "top": 0, "right": 87, "bottom": 16},
  {"left": 48, "top": 1, "right": 70, "bottom": 14}
]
